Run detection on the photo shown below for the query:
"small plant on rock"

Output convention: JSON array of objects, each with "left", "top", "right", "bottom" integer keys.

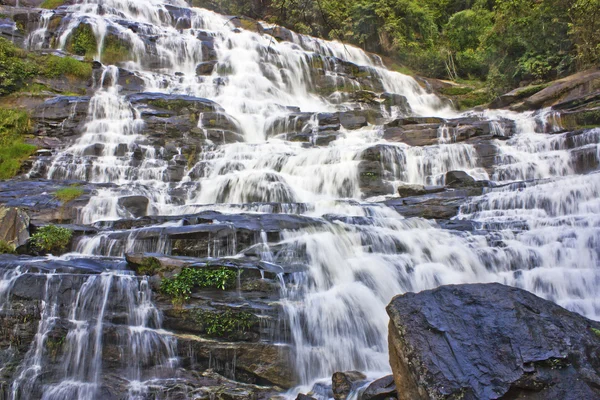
[
  {"left": 30, "top": 225, "right": 73, "bottom": 253},
  {"left": 55, "top": 185, "right": 84, "bottom": 203},
  {"left": 160, "top": 267, "right": 238, "bottom": 304},
  {"left": 194, "top": 310, "right": 256, "bottom": 338},
  {"left": 0, "top": 240, "right": 15, "bottom": 254}
]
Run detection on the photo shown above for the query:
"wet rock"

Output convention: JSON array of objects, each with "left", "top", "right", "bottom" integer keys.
[
  {"left": 32, "top": 96, "right": 91, "bottom": 138},
  {"left": 445, "top": 170, "right": 476, "bottom": 187},
  {"left": 296, "top": 394, "right": 317, "bottom": 400},
  {"left": 387, "top": 283, "right": 600, "bottom": 400},
  {"left": 117, "top": 195, "right": 149, "bottom": 218},
  {"left": 0, "top": 207, "right": 30, "bottom": 248},
  {"left": 332, "top": 371, "right": 367, "bottom": 400},
  {"left": 178, "top": 336, "right": 296, "bottom": 388},
  {"left": 196, "top": 60, "right": 218, "bottom": 75},
  {"left": 397, "top": 184, "right": 443, "bottom": 198},
  {"left": 338, "top": 111, "right": 368, "bottom": 130},
  {"left": 358, "top": 375, "right": 397, "bottom": 400},
  {"left": 380, "top": 93, "right": 411, "bottom": 115},
  {"left": 384, "top": 189, "right": 480, "bottom": 220}
]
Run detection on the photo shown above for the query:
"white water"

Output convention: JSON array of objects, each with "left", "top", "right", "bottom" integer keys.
[{"left": 8, "top": 0, "right": 600, "bottom": 398}]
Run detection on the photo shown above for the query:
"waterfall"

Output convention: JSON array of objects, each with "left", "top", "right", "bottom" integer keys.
[{"left": 1, "top": 0, "right": 598, "bottom": 398}]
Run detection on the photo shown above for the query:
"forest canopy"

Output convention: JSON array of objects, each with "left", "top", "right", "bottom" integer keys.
[{"left": 192, "top": 0, "right": 600, "bottom": 93}]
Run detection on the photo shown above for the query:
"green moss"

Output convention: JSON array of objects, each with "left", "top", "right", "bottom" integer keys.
[
  {"left": 100, "top": 36, "right": 132, "bottom": 65},
  {"left": 515, "top": 83, "right": 550, "bottom": 98},
  {"left": 193, "top": 309, "right": 256, "bottom": 338},
  {"left": 147, "top": 99, "right": 192, "bottom": 111},
  {"left": 41, "top": 55, "right": 92, "bottom": 80},
  {"left": 0, "top": 240, "right": 15, "bottom": 254},
  {"left": 67, "top": 23, "right": 97, "bottom": 58},
  {"left": 161, "top": 267, "right": 238, "bottom": 304},
  {"left": 592, "top": 328, "right": 600, "bottom": 338},
  {"left": 30, "top": 225, "right": 73, "bottom": 253},
  {"left": 54, "top": 185, "right": 84, "bottom": 203},
  {"left": 137, "top": 257, "right": 161, "bottom": 276},
  {"left": 40, "top": 0, "right": 66, "bottom": 9},
  {"left": 0, "top": 38, "right": 38, "bottom": 95},
  {"left": 0, "top": 108, "right": 36, "bottom": 179},
  {"left": 456, "top": 90, "right": 492, "bottom": 110}
]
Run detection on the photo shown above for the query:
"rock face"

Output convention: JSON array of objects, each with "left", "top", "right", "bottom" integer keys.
[
  {"left": 332, "top": 371, "right": 367, "bottom": 400},
  {"left": 0, "top": 207, "right": 30, "bottom": 247},
  {"left": 387, "top": 283, "right": 600, "bottom": 400}
]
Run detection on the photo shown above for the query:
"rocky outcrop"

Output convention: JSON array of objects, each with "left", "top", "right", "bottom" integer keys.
[
  {"left": 387, "top": 283, "right": 600, "bottom": 400},
  {"left": 0, "top": 206, "right": 30, "bottom": 247},
  {"left": 359, "top": 375, "right": 397, "bottom": 400},
  {"left": 332, "top": 371, "right": 367, "bottom": 400}
]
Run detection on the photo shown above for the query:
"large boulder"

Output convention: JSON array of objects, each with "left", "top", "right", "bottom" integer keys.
[
  {"left": 359, "top": 375, "right": 397, "bottom": 400},
  {"left": 387, "top": 283, "right": 600, "bottom": 400},
  {"left": 0, "top": 206, "right": 30, "bottom": 247}
]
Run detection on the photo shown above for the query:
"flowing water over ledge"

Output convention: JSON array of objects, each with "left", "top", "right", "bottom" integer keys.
[{"left": 1, "top": 0, "right": 599, "bottom": 398}]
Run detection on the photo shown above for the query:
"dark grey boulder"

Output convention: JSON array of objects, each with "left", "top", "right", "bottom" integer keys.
[
  {"left": 387, "top": 283, "right": 600, "bottom": 400},
  {"left": 117, "top": 195, "right": 149, "bottom": 218},
  {"left": 358, "top": 375, "right": 397, "bottom": 400}
]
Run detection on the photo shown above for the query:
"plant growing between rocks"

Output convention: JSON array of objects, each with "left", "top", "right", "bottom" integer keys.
[
  {"left": 161, "top": 267, "right": 238, "bottom": 304},
  {"left": 193, "top": 309, "right": 256, "bottom": 338},
  {"left": 30, "top": 225, "right": 73, "bottom": 253},
  {"left": 0, "top": 240, "right": 15, "bottom": 254},
  {"left": 55, "top": 186, "right": 84, "bottom": 203}
]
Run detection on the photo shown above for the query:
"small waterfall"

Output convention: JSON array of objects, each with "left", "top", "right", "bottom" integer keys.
[{"left": 5, "top": 270, "right": 178, "bottom": 400}]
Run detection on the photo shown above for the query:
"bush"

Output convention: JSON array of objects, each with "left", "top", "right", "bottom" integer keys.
[
  {"left": 42, "top": 55, "right": 92, "bottom": 80},
  {"left": 0, "top": 108, "right": 36, "bottom": 179},
  {"left": 30, "top": 225, "right": 73, "bottom": 253},
  {"left": 194, "top": 310, "right": 256, "bottom": 337},
  {"left": 161, "top": 267, "right": 238, "bottom": 304},
  {"left": 54, "top": 186, "right": 84, "bottom": 203},
  {"left": 0, "top": 240, "right": 15, "bottom": 254},
  {"left": 0, "top": 38, "right": 38, "bottom": 95}
]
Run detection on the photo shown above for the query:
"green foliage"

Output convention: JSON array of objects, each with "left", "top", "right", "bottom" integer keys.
[
  {"left": 30, "top": 225, "right": 73, "bottom": 253},
  {"left": 68, "top": 24, "right": 97, "bottom": 58},
  {"left": 0, "top": 38, "right": 38, "bottom": 96},
  {"left": 161, "top": 267, "right": 238, "bottom": 304},
  {"left": 54, "top": 186, "right": 84, "bottom": 203},
  {"left": 40, "top": 0, "right": 66, "bottom": 9},
  {"left": 194, "top": 309, "right": 256, "bottom": 337},
  {"left": 137, "top": 257, "right": 161, "bottom": 276},
  {"left": 42, "top": 55, "right": 92, "bottom": 80},
  {"left": 0, "top": 108, "right": 36, "bottom": 180},
  {"left": 101, "top": 37, "right": 131, "bottom": 65},
  {"left": 0, "top": 240, "right": 16, "bottom": 254},
  {"left": 0, "top": 37, "right": 91, "bottom": 97},
  {"left": 592, "top": 328, "right": 600, "bottom": 338}
]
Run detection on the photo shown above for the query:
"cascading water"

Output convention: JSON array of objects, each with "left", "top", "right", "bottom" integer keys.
[{"left": 1, "top": 0, "right": 598, "bottom": 398}]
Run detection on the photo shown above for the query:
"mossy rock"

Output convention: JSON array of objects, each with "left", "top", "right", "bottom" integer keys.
[
  {"left": 100, "top": 34, "right": 133, "bottom": 65},
  {"left": 559, "top": 108, "right": 600, "bottom": 129},
  {"left": 66, "top": 23, "right": 97, "bottom": 58}
]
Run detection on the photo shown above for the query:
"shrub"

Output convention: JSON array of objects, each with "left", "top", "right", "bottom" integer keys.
[
  {"left": 0, "top": 38, "right": 38, "bottom": 95},
  {"left": 30, "top": 225, "right": 73, "bottom": 253},
  {"left": 0, "top": 108, "right": 36, "bottom": 179},
  {"left": 54, "top": 186, "right": 84, "bottom": 203},
  {"left": 0, "top": 240, "right": 15, "bottom": 254},
  {"left": 194, "top": 310, "right": 256, "bottom": 337},
  {"left": 42, "top": 55, "right": 92, "bottom": 80},
  {"left": 161, "top": 267, "right": 238, "bottom": 304}
]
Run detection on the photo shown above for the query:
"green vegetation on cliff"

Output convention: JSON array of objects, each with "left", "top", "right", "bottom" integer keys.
[
  {"left": 30, "top": 225, "right": 73, "bottom": 253},
  {"left": 0, "top": 37, "right": 92, "bottom": 97},
  {"left": 0, "top": 108, "right": 36, "bottom": 179},
  {"left": 161, "top": 267, "right": 238, "bottom": 304},
  {"left": 194, "top": 0, "right": 600, "bottom": 94}
]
